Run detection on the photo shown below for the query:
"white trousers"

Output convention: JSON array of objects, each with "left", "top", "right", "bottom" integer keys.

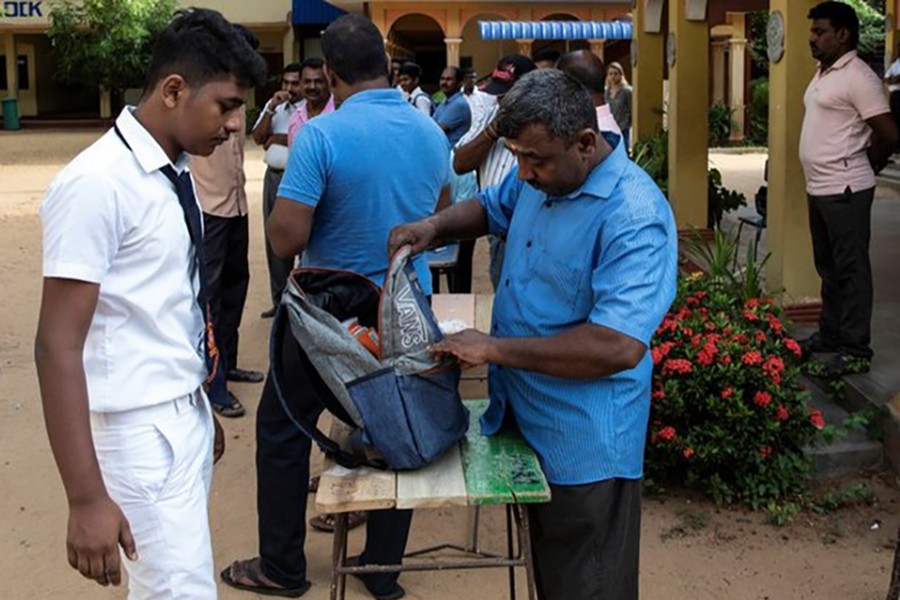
[{"left": 91, "top": 390, "right": 216, "bottom": 599}]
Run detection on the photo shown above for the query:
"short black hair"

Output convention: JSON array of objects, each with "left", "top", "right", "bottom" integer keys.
[
  {"left": 399, "top": 62, "right": 422, "bottom": 79},
  {"left": 301, "top": 57, "right": 325, "bottom": 72},
  {"left": 532, "top": 48, "right": 562, "bottom": 65},
  {"left": 557, "top": 50, "right": 606, "bottom": 94},
  {"left": 809, "top": 1, "right": 860, "bottom": 49},
  {"left": 321, "top": 15, "right": 389, "bottom": 85},
  {"left": 284, "top": 62, "right": 303, "bottom": 75},
  {"left": 144, "top": 9, "right": 267, "bottom": 92},
  {"left": 233, "top": 25, "right": 259, "bottom": 51},
  {"left": 443, "top": 66, "right": 462, "bottom": 82}
]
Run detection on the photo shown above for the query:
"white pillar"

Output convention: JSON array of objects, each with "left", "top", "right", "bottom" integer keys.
[
  {"left": 3, "top": 33, "right": 17, "bottom": 96},
  {"left": 712, "top": 41, "right": 727, "bottom": 104},
  {"left": 445, "top": 38, "right": 462, "bottom": 67},
  {"left": 283, "top": 27, "right": 296, "bottom": 64},
  {"left": 99, "top": 86, "right": 112, "bottom": 119},
  {"left": 728, "top": 37, "right": 747, "bottom": 141}
]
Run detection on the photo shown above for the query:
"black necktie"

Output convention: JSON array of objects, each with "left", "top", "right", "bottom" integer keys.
[{"left": 114, "top": 124, "right": 219, "bottom": 381}]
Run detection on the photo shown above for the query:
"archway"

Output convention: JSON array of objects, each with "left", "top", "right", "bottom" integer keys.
[
  {"left": 460, "top": 13, "right": 519, "bottom": 82},
  {"left": 387, "top": 14, "right": 446, "bottom": 93}
]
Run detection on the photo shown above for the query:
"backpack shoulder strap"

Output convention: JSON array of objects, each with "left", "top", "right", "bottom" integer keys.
[{"left": 270, "top": 302, "right": 376, "bottom": 470}]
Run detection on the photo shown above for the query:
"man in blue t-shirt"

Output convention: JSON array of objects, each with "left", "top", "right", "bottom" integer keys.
[
  {"left": 222, "top": 15, "right": 450, "bottom": 600},
  {"left": 433, "top": 66, "right": 471, "bottom": 146},
  {"left": 391, "top": 69, "right": 677, "bottom": 600}
]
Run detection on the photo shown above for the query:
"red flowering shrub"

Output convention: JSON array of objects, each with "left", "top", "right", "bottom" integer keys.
[{"left": 646, "top": 272, "right": 824, "bottom": 508}]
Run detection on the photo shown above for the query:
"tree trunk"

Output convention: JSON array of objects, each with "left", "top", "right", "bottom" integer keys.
[{"left": 888, "top": 525, "right": 900, "bottom": 600}]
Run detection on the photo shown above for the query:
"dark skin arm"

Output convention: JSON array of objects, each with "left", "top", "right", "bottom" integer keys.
[
  {"left": 388, "top": 198, "right": 488, "bottom": 256},
  {"left": 267, "top": 197, "right": 315, "bottom": 259},
  {"left": 432, "top": 325, "right": 647, "bottom": 379},
  {"left": 251, "top": 90, "right": 291, "bottom": 146},
  {"left": 34, "top": 278, "right": 137, "bottom": 588},
  {"left": 866, "top": 113, "right": 899, "bottom": 174},
  {"left": 265, "top": 133, "right": 289, "bottom": 150},
  {"left": 453, "top": 118, "right": 499, "bottom": 175}
]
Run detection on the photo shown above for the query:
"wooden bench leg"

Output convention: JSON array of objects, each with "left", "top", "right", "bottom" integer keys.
[
  {"left": 514, "top": 504, "right": 538, "bottom": 600},
  {"left": 330, "top": 513, "right": 349, "bottom": 600},
  {"left": 506, "top": 505, "right": 516, "bottom": 600}
]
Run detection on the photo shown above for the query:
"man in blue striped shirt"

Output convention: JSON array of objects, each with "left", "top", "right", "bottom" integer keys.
[{"left": 391, "top": 69, "right": 677, "bottom": 600}]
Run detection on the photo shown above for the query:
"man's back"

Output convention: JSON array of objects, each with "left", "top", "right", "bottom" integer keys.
[{"left": 278, "top": 88, "right": 450, "bottom": 294}]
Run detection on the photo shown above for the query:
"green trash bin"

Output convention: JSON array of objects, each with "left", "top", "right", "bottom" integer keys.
[{"left": 2, "top": 97, "right": 20, "bottom": 131}]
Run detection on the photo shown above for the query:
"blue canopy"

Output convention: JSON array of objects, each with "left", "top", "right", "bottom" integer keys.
[
  {"left": 479, "top": 21, "right": 632, "bottom": 41},
  {"left": 293, "top": 0, "right": 344, "bottom": 25}
]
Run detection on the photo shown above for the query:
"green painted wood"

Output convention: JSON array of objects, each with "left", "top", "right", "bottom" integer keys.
[{"left": 461, "top": 400, "right": 551, "bottom": 505}]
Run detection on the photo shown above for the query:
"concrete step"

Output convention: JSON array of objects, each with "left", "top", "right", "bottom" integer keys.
[{"left": 803, "top": 376, "right": 884, "bottom": 479}]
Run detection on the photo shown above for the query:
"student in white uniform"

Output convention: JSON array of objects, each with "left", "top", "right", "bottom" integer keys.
[{"left": 34, "top": 8, "right": 266, "bottom": 598}]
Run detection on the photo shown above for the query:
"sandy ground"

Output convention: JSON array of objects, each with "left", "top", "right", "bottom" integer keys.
[{"left": 1, "top": 129, "right": 898, "bottom": 600}]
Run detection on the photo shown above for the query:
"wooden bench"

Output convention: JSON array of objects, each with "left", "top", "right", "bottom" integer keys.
[{"left": 316, "top": 400, "right": 550, "bottom": 600}]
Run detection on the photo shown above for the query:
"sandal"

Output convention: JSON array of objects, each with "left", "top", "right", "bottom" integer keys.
[
  {"left": 220, "top": 557, "right": 310, "bottom": 597},
  {"left": 212, "top": 391, "right": 246, "bottom": 418},
  {"left": 309, "top": 511, "right": 368, "bottom": 533}
]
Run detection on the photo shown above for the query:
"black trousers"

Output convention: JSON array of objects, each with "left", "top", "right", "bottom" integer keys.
[
  {"left": 450, "top": 240, "right": 476, "bottom": 294},
  {"left": 807, "top": 187, "right": 875, "bottom": 358},
  {"left": 256, "top": 328, "right": 412, "bottom": 592},
  {"left": 203, "top": 213, "right": 250, "bottom": 375},
  {"left": 528, "top": 478, "right": 641, "bottom": 600},
  {"left": 263, "top": 167, "right": 295, "bottom": 306}
]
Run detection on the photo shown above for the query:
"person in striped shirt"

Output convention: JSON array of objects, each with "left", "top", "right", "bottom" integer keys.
[{"left": 454, "top": 54, "right": 536, "bottom": 290}]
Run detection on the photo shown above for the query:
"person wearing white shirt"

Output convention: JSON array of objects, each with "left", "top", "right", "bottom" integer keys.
[
  {"left": 398, "top": 62, "right": 433, "bottom": 115},
  {"left": 454, "top": 54, "right": 537, "bottom": 290},
  {"left": 34, "top": 9, "right": 266, "bottom": 598},
  {"left": 461, "top": 68, "right": 490, "bottom": 135},
  {"left": 252, "top": 63, "right": 303, "bottom": 317}
]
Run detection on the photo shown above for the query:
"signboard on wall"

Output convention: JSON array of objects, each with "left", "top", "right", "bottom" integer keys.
[{"left": 2, "top": 1, "right": 43, "bottom": 18}]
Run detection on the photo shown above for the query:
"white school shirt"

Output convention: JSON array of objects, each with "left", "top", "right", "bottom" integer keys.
[
  {"left": 41, "top": 107, "right": 207, "bottom": 413},
  {"left": 254, "top": 100, "right": 300, "bottom": 170}
]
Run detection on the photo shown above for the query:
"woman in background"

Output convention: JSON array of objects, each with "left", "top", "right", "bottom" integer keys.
[{"left": 606, "top": 61, "right": 633, "bottom": 151}]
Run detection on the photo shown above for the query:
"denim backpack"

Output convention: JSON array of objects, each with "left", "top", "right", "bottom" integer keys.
[{"left": 270, "top": 246, "right": 469, "bottom": 470}]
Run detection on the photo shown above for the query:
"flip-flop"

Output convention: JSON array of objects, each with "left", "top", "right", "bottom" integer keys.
[
  {"left": 220, "top": 558, "right": 310, "bottom": 598},
  {"left": 212, "top": 392, "right": 246, "bottom": 418},
  {"left": 309, "top": 511, "right": 368, "bottom": 532}
]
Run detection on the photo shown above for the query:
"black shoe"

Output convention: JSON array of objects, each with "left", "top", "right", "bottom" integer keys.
[
  {"left": 227, "top": 367, "right": 265, "bottom": 383},
  {"left": 345, "top": 556, "right": 405, "bottom": 600},
  {"left": 261, "top": 307, "right": 277, "bottom": 319},
  {"left": 798, "top": 332, "right": 840, "bottom": 360},
  {"left": 823, "top": 353, "right": 871, "bottom": 379}
]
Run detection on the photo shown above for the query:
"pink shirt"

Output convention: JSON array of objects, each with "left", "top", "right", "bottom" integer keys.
[
  {"left": 799, "top": 51, "right": 890, "bottom": 195},
  {"left": 596, "top": 104, "right": 622, "bottom": 136},
  {"left": 287, "top": 95, "right": 336, "bottom": 147}
]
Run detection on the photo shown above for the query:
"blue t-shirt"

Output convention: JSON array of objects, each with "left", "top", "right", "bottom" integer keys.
[
  {"left": 433, "top": 91, "right": 472, "bottom": 146},
  {"left": 278, "top": 89, "right": 451, "bottom": 295},
  {"left": 478, "top": 134, "right": 678, "bottom": 485}
]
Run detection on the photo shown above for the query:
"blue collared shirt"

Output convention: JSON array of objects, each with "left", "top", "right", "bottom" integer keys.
[
  {"left": 278, "top": 88, "right": 450, "bottom": 294},
  {"left": 478, "top": 134, "right": 677, "bottom": 485},
  {"left": 433, "top": 91, "right": 472, "bottom": 146}
]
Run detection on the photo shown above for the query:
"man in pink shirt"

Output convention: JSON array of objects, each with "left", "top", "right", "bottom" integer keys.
[
  {"left": 799, "top": 1, "right": 898, "bottom": 376},
  {"left": 287, "top": 57, "right": 336, "bottom": 147}
]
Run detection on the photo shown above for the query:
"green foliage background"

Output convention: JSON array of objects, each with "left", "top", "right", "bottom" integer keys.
[{"left": 48, "top": 0, "right": 177, "bottom": 93}]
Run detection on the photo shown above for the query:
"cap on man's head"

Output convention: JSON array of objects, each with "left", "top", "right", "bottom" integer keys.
[{"left": 482, "top": 54, "right": 537, "bottom": 96}]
